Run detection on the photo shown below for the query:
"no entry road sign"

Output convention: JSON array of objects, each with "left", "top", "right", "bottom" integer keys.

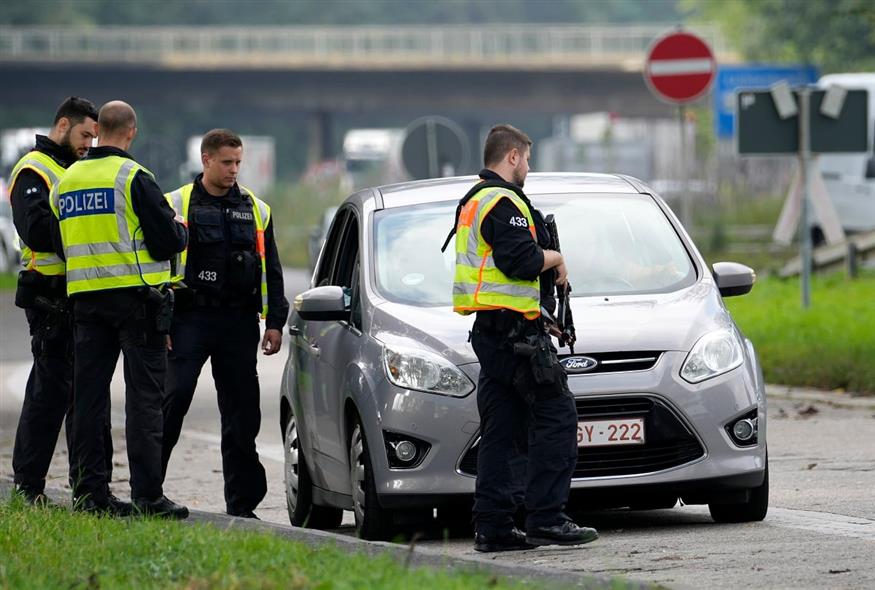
[{"left": 644, "top": 31, "right": 716, "bottom": 104}]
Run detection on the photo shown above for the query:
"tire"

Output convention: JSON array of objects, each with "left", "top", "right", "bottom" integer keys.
[
  {"left": 350, "top": 419, "right": 395, "bottom": 541},
  {"left": 284, "top": 411, "right": 343, "bottom": 529},
  {"left": 709, "top": 463, "right": 769, "bottom": 523}
]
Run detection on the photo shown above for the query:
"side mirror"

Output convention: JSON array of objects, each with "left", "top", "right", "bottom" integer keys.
[
  {"left": 294, "top": 285, "right": 349, "bottom": 321},
  {"left": 712, "top": 262, "right": 756, "bottom": 297}
]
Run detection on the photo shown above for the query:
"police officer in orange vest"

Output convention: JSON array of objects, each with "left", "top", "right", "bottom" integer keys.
[{"left": 448, "top": 125, "right": 598, "bottom": 552}]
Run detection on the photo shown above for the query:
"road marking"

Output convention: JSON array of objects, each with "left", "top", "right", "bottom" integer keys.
[
  {"left": 181, "top": 428, "right": 285, "bottom": 464},
  {"left": 767, "top": 507, "right": 875, "bottom": 542},
  {"left": 687, "top": 505, "right": 875, "bottom": 542}
]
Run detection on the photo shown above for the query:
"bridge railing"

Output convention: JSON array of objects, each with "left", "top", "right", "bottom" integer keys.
[{"left": 0, "top": 24, "right": 734, "bottom": 69}]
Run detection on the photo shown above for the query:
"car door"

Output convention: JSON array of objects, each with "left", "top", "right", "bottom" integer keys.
[
  {"left": 308, "top": 209, "right": 364, "bottom": 491},
  {"left": 294, "top": 208, "right": 348, "bottom": 487}
]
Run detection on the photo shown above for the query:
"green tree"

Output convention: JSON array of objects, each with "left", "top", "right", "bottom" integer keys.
[{"left": 682, "top": 0, "right": 875, "bottom": 73}]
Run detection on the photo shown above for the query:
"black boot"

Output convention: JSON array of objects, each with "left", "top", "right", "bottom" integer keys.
[
  {"left": 73, "top": 493, "right": 132, "bottom": 517},
  {"left": 474, "top": 527, "right": 534, "bottom": 553},
  {"left": 228, "top": 510, "right": 259, "bottom": 520},
  {"left": 133, "top": 495, "right": 189, "bottom": 520},
  {"left": 526, "top": 521, "right": 598, "bottom": 547}
]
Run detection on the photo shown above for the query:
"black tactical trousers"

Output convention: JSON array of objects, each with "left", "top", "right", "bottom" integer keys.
[
  {"left": 161, "top": 307, "right": 267, "bottom": 515},
  {"left": 470, "top": 324, "right": 579, "bottom": 535},
  {"left": 70, "top": 294, "right": 166, "bottom": 503},
  {"left": 12, "top": 306, "right": 112, "bottom": 495}
]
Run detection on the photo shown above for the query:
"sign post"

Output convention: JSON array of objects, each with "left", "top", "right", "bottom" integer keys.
[
  {"left": 798, "top": 88, "right": 812, "bottom": 308},
  {"left": 736, "top": 86, "right": 869, "bottom": 308},
  {"left": 644, "top": 30, "right": 716, "bottom": 230}
]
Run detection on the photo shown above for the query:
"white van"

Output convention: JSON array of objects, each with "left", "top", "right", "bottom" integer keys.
[{"left": 817, "top": 73, "right": 875, "bottom": 233}]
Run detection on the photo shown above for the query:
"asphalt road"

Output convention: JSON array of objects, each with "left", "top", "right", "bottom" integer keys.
[{"left": 2, "top": 270, "right": 874, "bottom": 589}]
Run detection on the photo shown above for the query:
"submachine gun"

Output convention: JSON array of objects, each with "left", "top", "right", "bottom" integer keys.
[{"left": 543, "top": 214, "right": 576, "bottom": 354}]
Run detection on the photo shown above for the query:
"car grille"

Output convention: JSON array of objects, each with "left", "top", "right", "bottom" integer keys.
[
  {"left": 457, "top": 395, "right": 704, "bottom": 479},
  {"left": 558, "top": 351, "right": 662, "bottom": 374}
]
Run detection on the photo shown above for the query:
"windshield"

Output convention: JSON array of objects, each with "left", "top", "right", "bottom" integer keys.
[{"left": 373, "top": 193, "right": 696, "bottom": 306}]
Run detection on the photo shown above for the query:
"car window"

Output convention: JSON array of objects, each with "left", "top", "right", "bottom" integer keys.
[
  {"left": 315, "top": 209, "right": 348, "bottom": 287},
  {"left": 372, "top": 193, "right": 696, "bottom": 306},
  {"left": 349, "top": 256, "right": 362, "bottom": 330},
  {"left": 332, "top": 214, "right": 361, "bottom": 330},
  {"left": 332, "top": 214, "right": 359, "bottom": 288}
]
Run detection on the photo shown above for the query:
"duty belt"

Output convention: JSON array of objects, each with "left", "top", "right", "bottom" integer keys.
[{"left": 193, "top": 291, "right": 252, "bottom": 310}]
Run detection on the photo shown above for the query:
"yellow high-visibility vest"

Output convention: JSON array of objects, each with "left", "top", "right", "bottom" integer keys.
[
  {"left": 453, "top": 185, "right": 540, "bottom": 319},
  {"left": 51, "top": 155, "right": 171, "bottom": 296},
  {"left": 8, "top": 150, "right": 67, "bottom": 276},
  {"left": 165, "top": 183, "right": 270, "bottom": 318}
]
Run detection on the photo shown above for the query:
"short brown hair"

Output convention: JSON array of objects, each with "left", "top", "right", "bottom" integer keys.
[
  {"left": 483, "top": 124, "right": 532, "bottom": 167},
  {"left": 98, "top": 101, "right": 136, "bottom": 137},
  {"left": 201, "top": 128, "right": 243, "bottom": 155}
]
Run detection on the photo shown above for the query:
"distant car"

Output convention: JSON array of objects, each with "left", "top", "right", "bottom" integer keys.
[{"left": 281, "top": 173, "right": 767, "bottom": 540}]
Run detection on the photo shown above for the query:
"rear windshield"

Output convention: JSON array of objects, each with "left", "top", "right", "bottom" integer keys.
[{"left": 373, "top": 193, "right": 696, "bottom": 306}]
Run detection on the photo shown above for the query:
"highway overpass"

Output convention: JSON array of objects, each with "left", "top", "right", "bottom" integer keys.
[{"left": 0, "top": 24, "right": 737, "bottom": 179}]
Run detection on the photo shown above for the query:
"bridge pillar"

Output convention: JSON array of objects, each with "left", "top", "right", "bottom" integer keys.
[{"left": 307, "top": 111, "right": 334, "bottom": 166}]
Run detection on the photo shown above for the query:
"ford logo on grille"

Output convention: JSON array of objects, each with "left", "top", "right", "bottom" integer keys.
[{"left": 561, "top": 356, "right": 598, "bottom": 373}]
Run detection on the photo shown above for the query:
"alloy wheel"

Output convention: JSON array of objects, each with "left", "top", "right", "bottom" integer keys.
[
  {"left": 350, "top": 423, "right": 367, "bottom": 526},
  {"left": 284, "top": 416, "right": 300, "bottom": 515}
]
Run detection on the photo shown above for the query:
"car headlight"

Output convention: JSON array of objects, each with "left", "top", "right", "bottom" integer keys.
[
  {"left": 383, "top": 344, "right": 474, "bottom": 397},
  {"left": 680, "top": 329, "right": 744, "bottom": 384}
]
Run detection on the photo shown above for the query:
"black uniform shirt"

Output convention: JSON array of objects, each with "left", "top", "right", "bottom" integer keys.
[
  {"left": 10, "top": 135, "right": 77, "bottom": 258},
  {"left": 189, "top": 175, "right": 290, "bottom": 331},
  {"left": 477, "top": 169, "right": 556, "bottom": 312}
]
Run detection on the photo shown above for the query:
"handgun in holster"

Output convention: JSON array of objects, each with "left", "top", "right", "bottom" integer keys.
[
  {"left": 146, "top": 286, "right": 175, "bottom": 334},
  {"left": 513, "top": 333, "right": 557, "bottom": 386}
]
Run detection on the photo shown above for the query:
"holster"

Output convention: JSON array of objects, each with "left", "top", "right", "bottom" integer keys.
[
  {"left": 511, "top": 324, "right": 569, "bottom": 401},
  {"left": 143, "top": 286, "right": 175, "bottom": 335},
  {"left": 15, "top": 270, "right": 66, "bottom": 310}
]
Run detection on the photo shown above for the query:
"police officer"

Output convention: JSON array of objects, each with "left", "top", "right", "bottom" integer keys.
[
  {"left": 161, "top": 129, "right": 289, "bottom": 519},
  {"left": 52, "top": 100, "right": 189, "bottom": 518},
  {"left": 9, "top": 97, "right": 113, "bottom": 506},
  {"left": 449, "top": 124, "right": 598, "bottom": 551}
]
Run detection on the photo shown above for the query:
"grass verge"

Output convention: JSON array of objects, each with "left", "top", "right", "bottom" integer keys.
[
  {"left": 0, "top": 271, "right": 17, "bottom": 291},
  {"left": 263, "top": 180, "right": 348, "bottom": 269},
  {"left": 0, "top": 496, "right": 642, "bottom": 590},
  {"left": 726, "top": 271, "right": 875, "bottom": 394}
]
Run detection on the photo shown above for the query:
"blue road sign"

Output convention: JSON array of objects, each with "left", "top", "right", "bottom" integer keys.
[{"left": 715, "top": 65, "right": 819, "bottom": 139}]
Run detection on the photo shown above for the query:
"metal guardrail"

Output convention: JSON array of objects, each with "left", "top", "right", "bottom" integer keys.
[
  {"left": 0, "top": 24, "right": 735, "bottom": 70},
  {"left": 780, "top": 230, "right": 875, "bottom": 277}
]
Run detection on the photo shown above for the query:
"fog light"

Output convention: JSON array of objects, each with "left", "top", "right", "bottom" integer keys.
[
  {"left": 394, "top": 440, "right": 417, "bottom": 463},
  {"left": 732, "top": 418, "right": 756, "bottom": 441}
]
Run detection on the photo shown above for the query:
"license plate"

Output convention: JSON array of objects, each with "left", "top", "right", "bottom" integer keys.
[{"left": 577, "top": 418, "right": 645, "bottom": 447}]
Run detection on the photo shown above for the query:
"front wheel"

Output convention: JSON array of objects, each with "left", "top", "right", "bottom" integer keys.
[
  {"left": 350, "top": 419, "right": 395, "bottom": 541},
  {"left": 284, "top": 411, "right": 343, "bottom": 529},
  {"left": 709, "top": 463, "right": 769, "bottom": 523}
]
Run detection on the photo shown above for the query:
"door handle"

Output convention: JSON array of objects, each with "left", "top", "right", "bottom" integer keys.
[{"left": 289, "top": 324, "right": 301, "bottom": 336}]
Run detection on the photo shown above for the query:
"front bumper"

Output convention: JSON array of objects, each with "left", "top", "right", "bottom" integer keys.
[{"left": 372, "top": 351, "right": 767, "bottom": 508}]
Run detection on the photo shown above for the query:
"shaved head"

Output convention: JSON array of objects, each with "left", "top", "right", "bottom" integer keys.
[{"left": 98, "top": 100, "right": 137, "bottom": 138}]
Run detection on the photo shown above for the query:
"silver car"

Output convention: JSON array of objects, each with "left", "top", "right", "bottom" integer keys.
[{"left": 280, "top": 173, "right": 767, "bottom": 540}]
